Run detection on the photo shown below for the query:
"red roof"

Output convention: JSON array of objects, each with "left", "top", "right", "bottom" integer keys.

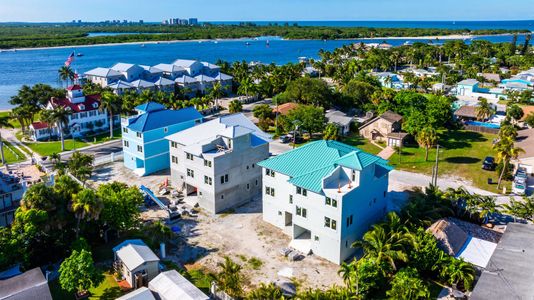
[
  {"left": 272, "top": 102, "right": 299, "bottom": 115},
  {"left": 50, "top": 94, "right": 101, "bottom": 113},
  {"left": 66, "top": 85, "right": 82, "bottom": 91},
  {"left": 31, "top": 121, "right": 49, "bottom": 130}
]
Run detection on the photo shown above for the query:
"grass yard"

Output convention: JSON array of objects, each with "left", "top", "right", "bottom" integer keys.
[
  {"left": 0, "top": 111, "right": 21, "bottom": 128},
  {"left": 49, "top": 272, "right": 124, "bottom": 300},
  {"left": 0, "top": 141, "right": 25, "bottom": 165},
  {"left": 340, "top": 133, "right": 383, "bottom": 155},
  {"left": 389, "top": 130, "right": 508, "bottom": 192},
  {"left": 84, "top": 129, "right": 122, "bottom": 144},
  {"left": 23, "top": 139, "right": 90, "bottom": 157}
]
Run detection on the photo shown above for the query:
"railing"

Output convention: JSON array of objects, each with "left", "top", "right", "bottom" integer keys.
[
  {"left": 464, "top": 125, "right": 500, "bottom": 134},
  {"left": 93, "top": 151, "right": 123, "bottom": 167}
]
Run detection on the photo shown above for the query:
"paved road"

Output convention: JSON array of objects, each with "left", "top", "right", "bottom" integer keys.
[{"left": 40, "top": 139, "right": 122, "bottom": 170}]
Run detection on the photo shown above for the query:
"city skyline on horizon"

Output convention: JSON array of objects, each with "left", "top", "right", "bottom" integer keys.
[{"left": 1, "top": 0, "right": 533, "bottom": 23}]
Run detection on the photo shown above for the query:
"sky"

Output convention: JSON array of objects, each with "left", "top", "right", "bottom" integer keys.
[{"left": 0, "top": 0, "right": 533, "bottom": 22}]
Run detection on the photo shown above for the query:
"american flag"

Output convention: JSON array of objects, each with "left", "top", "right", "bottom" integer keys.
[{"left": 64, "top": 52, "right": 75, "bottom": 67}]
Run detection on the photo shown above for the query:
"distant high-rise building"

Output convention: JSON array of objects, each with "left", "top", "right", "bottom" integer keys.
[
  {"left": 77, "top": 20, "right": 82, "bottom": 23},
  {"left": 189, "top": 18, "right": 198, "bottom": 26},
  {"left": 139, "top": 20, "right": 144, "bottom": 24}
]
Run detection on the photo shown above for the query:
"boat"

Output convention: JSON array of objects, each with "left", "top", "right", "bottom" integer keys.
[
  {"left": 76, "top": 53, "right": 84, "bottom": 57},
  {"left": 266, "top": 40, "right": 270, "bottom": 46},
  {"left": 245, "top": 42, "right": 251, "bottom": 46},
  {"left": 140, "top": 44, "right": 145, "bottom": 47}
]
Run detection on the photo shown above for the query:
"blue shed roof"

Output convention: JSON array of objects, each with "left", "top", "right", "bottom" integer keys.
[
  {"left": 127, "top": 106, "right": 203, "bottom": 132},
  {"left": 112, "top": 239, "right": 147, "bottom": 253},
  {"left": 258, "top": 140, "right": 392, "bottom": 193}
]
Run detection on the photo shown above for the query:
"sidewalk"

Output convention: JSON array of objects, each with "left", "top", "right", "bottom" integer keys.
[{"left": 0, "top": 128, "right": 33, "bottom": 160}]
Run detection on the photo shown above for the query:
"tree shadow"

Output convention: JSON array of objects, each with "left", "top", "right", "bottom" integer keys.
[
  {"left": 439, "top": 130, "right": 488, "bottom": 150},
  {"left": 98, "top": 287, "right": 124, "bottom": 300},
  {"left": 444, "top": 156, "right": 481, "bottom": 164}
]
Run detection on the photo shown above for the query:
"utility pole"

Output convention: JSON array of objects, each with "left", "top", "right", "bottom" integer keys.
[{"left": 432, "top": 144, "right": 440, "bottom": 186}]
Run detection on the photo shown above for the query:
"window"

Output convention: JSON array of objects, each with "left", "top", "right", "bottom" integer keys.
[
  {"left": 255, "top": 180, "right": 258, "bottom": 186},
  {"left": 314, "top": 236, "right": 319, "bottom": 241},
  {"left": 325, "top": 217, "right": 337, "bottom": 230},
  {"left": 246, "top": 183, "right": 250, "bottom": 190},
  {"left": 220, "top": 174, "right": 229, "bottom": 184},
  {"left": 296, "top": 187, "right": 307, "bottom": 195},
  {"left": 278, "top": 211, "right": 282, "bottom": 216},
  {"left": 265, "top": 186, "right": 275, "bottom": 196},
  {"left": 252, "top": 164, "right": 255, "bottom": 168},
  {"left": 325, "top": 197, "right": 331, "bottom": 205},
  {"left": 164, "top": 127, "right": 168, "bottom": 133},
  {"left": 187, "top": 169, "right": 194, "bottom": 178},
  {"left": 204, "top": 176, "right": 212, "bottom": 185},
  {"left": 296, "top": 206, "right": 307, "bottom": 218},
  {"left": 265, "top": 169, "right": 275, "bottom": 177},
  {"left": 186, "top": 153, "right": 194, "bottom": 160},
  {"left": 332, "top": 220, "right": 337, "bottom": 230},
  {"left": 171, "top": 141, "right": 178, "bottom": 148},
  {"left": 289, "top": 195, "right": 293, "bottom": 204},
  {"left": 171, "top": 156, "right": 178, "bottom": 164},
  {"left": 124, "top": 140, "right": 129, "bottom": 147},
  {"left": 352, "top": 170, "right": 356, "bottom": 182},
  {"left": 384, "top": 191, "right": 387, "bottom": 198},
  {"left": 204, "top": 160, "right": 212, "bottom": 167},
  {"left": 346, "top": 215, "right": 353, "bottom": 227},
  {"left": 137, "top": 145, "right": 143, "bottom": 152},
  {"left": 136, "top": 132, "right": 142, "bottom": 138}
]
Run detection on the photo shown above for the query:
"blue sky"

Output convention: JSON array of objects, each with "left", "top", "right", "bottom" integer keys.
[{"left": 0, "top": 0, "right": 533, "bottom": 22}]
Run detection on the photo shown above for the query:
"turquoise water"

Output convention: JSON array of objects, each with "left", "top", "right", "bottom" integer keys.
[{"left": 0, "top": 33, "right": 530, "bottom": 109}]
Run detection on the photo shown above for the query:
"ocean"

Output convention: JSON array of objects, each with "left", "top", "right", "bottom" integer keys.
[{"left": 0, "top": 21, "right": 532, "bottom": 109}]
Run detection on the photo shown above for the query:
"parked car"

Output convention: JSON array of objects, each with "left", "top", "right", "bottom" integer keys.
[
  {"left": 279, "top": 135, "right": 291, "bottom": 143},
  {"left": 482, "top": 156, "right": 496, "bottom": 170},
  {"left": 512, "top": 177, "right": 527, "bottom": 195}
]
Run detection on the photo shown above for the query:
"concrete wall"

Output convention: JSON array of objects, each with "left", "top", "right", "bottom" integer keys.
[{"left": 169, "top": 134, "right": 269, "bottom": 213}]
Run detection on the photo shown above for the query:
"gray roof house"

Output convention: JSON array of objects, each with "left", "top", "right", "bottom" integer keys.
[
  {"left": 471, "top": 223, "right": 534, "bottom": 300},
  {"left": 149, "top": 270, "right": 209, "bottom": 300},
  {"left": 325, "top": 109, "right": 353, "bottom": 136},
  {"left": 0, "top": 268, "right": 52, "bottom": 300},
  {"left": 166, "top": 113, "right": 271, "bottom": 213},
  {"left": 114, "top": 240, "right": 161, "bottom": 289},
  {"left": 117, "top": 287, "right": 156, "bottom": 300}
]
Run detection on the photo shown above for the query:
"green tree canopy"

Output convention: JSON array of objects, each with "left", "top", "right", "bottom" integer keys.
[{"left": 59, "top": 249, "right": 103, "bottom": 294}]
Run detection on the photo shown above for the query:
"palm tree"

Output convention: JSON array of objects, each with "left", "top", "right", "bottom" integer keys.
[
  {"left": 493, "top": 137, "right": 524, "bottom": 190},
  {"left": 416, "top": 127, "right": 437, "bottom": 162},
  {"left": 323, "top": 123, "right": 339, "bottom": 141},
  {"left": 58, "top": 66, "right": 75, "bottom": 87},
  {"left": 440, "top": 257, "right": 475, "bottom": 291},
  {"left": 71, "top": 189, "right": 103, "bottom": 238},
  {"left": 144, "top": 220, "right": 173, "bottom": 245},
  {"left": 51, "top": 107, "right": 71, "bottom": 151},
  {"left": 501, "top": 196, "right": 534, "bottom": 222},
  {"left": 40, "top": 109, "right": 55, "bottom": 141},
  {"left": 352, "top": 225, "right": 411, "bottom": 274},
  {"left": 99, "top": 92, "right": 120, "bottom": 139},
  {"left": 0, "top": 116, "right": 14, "bottom": 165},
  {"left": 476, "top": 97, "right": 494, "bottom": 121},
  {"left": 217, "top": 257, "right": 243, "bottom": 298},
  {"left": 209, "top": 82, "right": 225, "bottom": 109},
  {"left": 67, "top": 151, "right": 94, "bottom": 185},
  {"left": 237, "top": 77, "right": 256, "bottom": 97},
  {"left": 337, "top": 261, "right": 356, "bottom": 292}
]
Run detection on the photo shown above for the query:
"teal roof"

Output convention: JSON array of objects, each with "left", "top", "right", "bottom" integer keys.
[
  {"left": 135, "top": 102, "right": 166, "bottom": 113},
  {"left": 258, "top": 140, "right": 392, "bottom": 193}
]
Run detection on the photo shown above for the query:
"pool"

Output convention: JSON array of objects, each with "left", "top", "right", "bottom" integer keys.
[{"left": 465, "top": 121, "right": 501, "bottom": 129}]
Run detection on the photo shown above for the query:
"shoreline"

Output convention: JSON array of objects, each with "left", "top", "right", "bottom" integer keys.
[{"left": 1, "top": 33, "right": 519, "bottom": 52}]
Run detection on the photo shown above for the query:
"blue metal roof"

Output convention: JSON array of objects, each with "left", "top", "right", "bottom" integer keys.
[
  {"left": 127, "top": 106, "right": 203, "bottom": 132},
  {"left": 112, "top": 239, "right": 147, "bottom": 253},
  {"left": 135, "top": 102, "right": 166, "bottom": 113},
  {"left": 258, "top": 140, "right": 392, "bottom": 193}
]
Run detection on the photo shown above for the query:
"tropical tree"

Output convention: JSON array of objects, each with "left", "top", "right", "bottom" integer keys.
[
  {"left": 246, "top": 283, "right": 284, "bottom": 300},
  {"left": 58, "top": 66, "right": 75, "bottom": 87},
  {"left": 217, "top": 257, "right": 244, "bottom": 298},
  {"left": 97, "top": 182, "right": 144, "bottom": 237},
  {"left": 501, "top": 196, "right": 534, "bottom": 222},
  {"left": 51, "top": 106, "right": 71, "bottom": 151},
  {"left": 439, "top": 257, "right": 476, "bottom": 291},
  {"left": 416, "top": 127, "right": 437, "bottom": 161},
  {"left": 144, "top": 220, "right": 173, "bottom": 246},
  {"left": 59, "top": 249, "right": 103, "bottom": 295},
  {"left": 323, "top": 123, "right": 339, "bottom": 141},
  {"left": 0, "top": 116, "right": 14, "bottom": 164},
  {"left": 99, "top": 92, "right": 120, "bottom": 138},
  {"left": 475, "top": 97, "right": 494, "bottom": 121},
  {"left": 71, "top": 189, "right": 103, "bottom": 238},
  {"left": 386, "top": 267, "right": 430, "bottom": 300},
  {"left": 493, "top": 136, "right": 524, "bottom": 189},
  {"left": 67, "top": 152, "right": 94, "bottom": 184},
  {"left": 228, "top": 100, "right": 243, "bottom": 113},
  {"left": 209, "top": 82, "right": 225, "bottom": 108}
]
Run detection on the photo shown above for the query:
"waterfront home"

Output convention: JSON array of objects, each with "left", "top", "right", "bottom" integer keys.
[
  {"left": 30, "top": 85, "right": 115, "bottom": 141},
  {"left": 501, "top": 67, "right": 534, "bottom": 91},
  {"left": 456, "top": 79, "right": 506, "bottom": 100},
  {"left": 122, "top": 102, "right": 203, "bottom": 176},
  {"left": 85, "top": 59, "right": 233, "bottom": 95},
  {"left": 402, "top": 68, "right": 438, "bottom": 78},
  {"left": 0, "top": 268, "right": 52, "bottom": 300},
  {"left": 372, "top": 72, "right": 405, "bottom": 89},
  {"left": 0, "top": 171, "right": 26, "bottom": 227},
  {"left": 148, "top": 270, "right": 209, "bottom": 300},
  {"left": 113, "top": 240, "right": 160, "bottom": 289},
  {"left": 166, "top": 113, "right": 271, "bottom": 213},
  {"left": 325, "top": 109, "right": 353, "bottom": 136},
  {"left": 358, "top": 111, "right": 406, "bottom": 147},
  {"left": 258, "top": 140, "right": 393, "bottom": 264}
]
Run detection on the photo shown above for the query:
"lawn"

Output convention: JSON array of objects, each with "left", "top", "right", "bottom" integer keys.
[
  {"left": 49, "top": 272, "right": 124, "bottom": 300},
  {"left": 23, "top": 139, "right": 90, "bottom": 157},
  {"left": 0, "top": 141, "right": 25, "bottom": 165},
  {"left": 340, "top": 133, "right": 383, "bottom": 155},
  {"left": 0, "top": 111, "right": 21, "bottom": 128},
  {"left": 389, "top": 130, "right": 508, "bottom": 192},
  {"left": 84, "top": 129, "right": 122, "bottom": 144}
]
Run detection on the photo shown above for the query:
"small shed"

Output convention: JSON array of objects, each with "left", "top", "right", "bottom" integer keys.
[
  {"left": 115, "top": 240, "right": 160, "bottom": 289},
  {"left": 148, "top": 270, "right": 209, "bottom": 300}
]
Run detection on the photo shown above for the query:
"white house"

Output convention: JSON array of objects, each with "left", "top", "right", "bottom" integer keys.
[
  {"left": 257, "top": 140, "right": 393, "bottom": 264},
  {"left": 166, "top": 113, "right": 271, "bottom": 213}
]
